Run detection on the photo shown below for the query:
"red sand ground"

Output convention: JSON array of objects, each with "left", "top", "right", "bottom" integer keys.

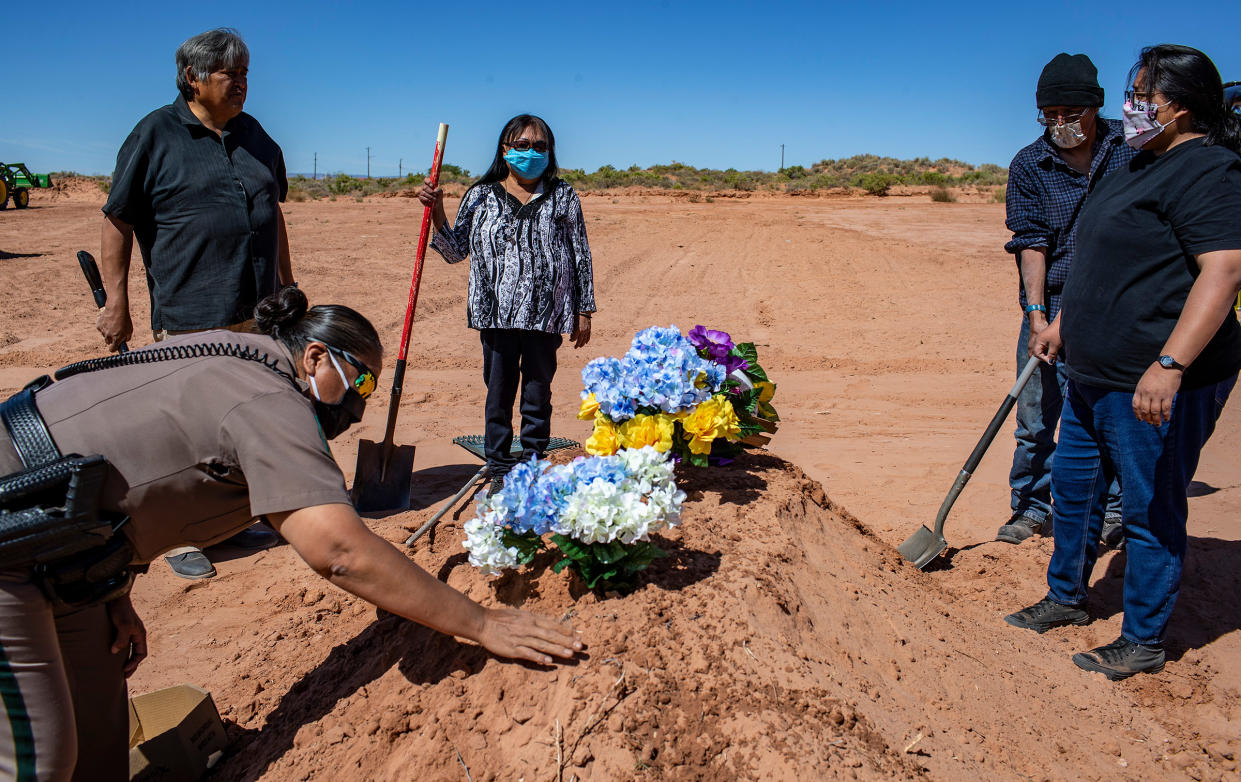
[{"left": 1, "top": 182, "right": 1239, "bottom": 780}]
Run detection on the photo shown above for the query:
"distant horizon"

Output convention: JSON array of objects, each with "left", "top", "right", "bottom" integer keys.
[{"left": 7, "top": 0, "right": 1239, "bottom": 178}]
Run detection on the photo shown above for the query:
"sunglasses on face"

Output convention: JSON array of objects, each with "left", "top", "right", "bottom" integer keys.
[
  {"left": 330, "top": 347, "right": 377, "bottom": 399},
  {"left": 505, "top": 139, "right": 549, "bottom": 153}
]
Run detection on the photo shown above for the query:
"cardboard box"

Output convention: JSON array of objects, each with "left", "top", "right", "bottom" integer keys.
[{"left": 128, "top": 684, "right": 227, "bottom": 781}]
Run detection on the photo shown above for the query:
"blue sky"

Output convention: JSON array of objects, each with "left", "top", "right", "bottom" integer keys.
[{"left": 4, "top": 0, "right": 1239, "bottom": 177}]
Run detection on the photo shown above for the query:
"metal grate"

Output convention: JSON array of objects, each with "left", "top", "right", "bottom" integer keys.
[{"left": 451, "top": 435, "right": 580, "bottom": 461}]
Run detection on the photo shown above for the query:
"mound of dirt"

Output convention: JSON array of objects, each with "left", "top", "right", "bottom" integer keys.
[
  {"left": 27, "top": 175, "right": 107, "bottom": 206},
  {"left": 126, "top": 450, "right": 1225, "bottom": 781}
]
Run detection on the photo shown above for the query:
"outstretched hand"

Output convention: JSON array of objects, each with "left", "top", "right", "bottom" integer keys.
[{"left": 477, "top": 607, "right": 582, "bottom": 665}]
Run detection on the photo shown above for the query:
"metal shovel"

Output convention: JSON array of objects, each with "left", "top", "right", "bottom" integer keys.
[
  {"left": 898, "top": 356, "right": 1041, "bottom": 569},
  {"left": 403, "top": 435, "right": 580, "bottom": 546},
  {"left": 351, "top": 123, "right": 448, "bottom": 512}
]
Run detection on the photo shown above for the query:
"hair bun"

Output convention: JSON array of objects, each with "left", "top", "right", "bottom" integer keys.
[{"left": 255, "top": 285, "right": 309, "bottom": 338}]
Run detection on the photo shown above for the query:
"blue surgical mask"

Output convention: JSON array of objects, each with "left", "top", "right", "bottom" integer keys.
[{"left": 503, "top": 148, "right": 549, "bottom": 180}]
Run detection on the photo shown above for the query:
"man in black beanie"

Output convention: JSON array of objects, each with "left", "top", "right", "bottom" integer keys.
[{"left": 996, "top": 53, "right": 1135, "bottom": 547}]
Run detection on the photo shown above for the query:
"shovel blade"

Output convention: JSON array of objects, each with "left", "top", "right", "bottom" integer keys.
[
  {"left": 897, "top": 525, "right": 948, "bottom": 570},
  {"left": 351, "top": 439, "right": 416, "bottom": 512}
]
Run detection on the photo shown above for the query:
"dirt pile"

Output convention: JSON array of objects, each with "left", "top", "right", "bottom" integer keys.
[
  {"left": 127, "top": 451, "right": 1225, "bottom": 781},
  {"left": 26, "top": 175, "right": 107, "bottom": 205}
]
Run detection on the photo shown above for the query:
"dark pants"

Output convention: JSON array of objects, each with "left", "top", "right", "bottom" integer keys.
[
  {"left": 480, "top": 328, "right": 562, "bottom": 475},
  {"left": 1046, "top": 375, "right": 1235, "bottom": 645}
]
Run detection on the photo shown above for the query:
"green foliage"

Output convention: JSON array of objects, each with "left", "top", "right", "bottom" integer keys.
[
  {"left": 550, "top": 534, "right": 668, "bottom": 593},
  {"left": 502, "top": 530, "right": 544, "bottom": 565},
  {"left": 852, "top": 172, "right": 899, "bottom": 196},
  {"left": 993, "top": 186, "right": 1007, "bottom": 203}
]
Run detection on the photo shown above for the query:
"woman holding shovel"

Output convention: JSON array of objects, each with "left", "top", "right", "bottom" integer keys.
[
  {"left": 421, "top": 114, "right": 596, "bottom": 491},
  {"left": 0, "top": 287, "right": 581, "bottom": 781}
]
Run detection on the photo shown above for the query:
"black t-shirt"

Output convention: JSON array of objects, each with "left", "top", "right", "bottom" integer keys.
[
  {"left": 1062, "top": 139, "right": 1241, "bottom": 391},
  {"left": 103, "top": 96, "right": 288, "bottom": 332}
]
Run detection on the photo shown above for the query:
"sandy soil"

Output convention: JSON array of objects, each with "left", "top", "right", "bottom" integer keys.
[{"left": 1, "top": 182, "right": 1239, "bottom": 780}]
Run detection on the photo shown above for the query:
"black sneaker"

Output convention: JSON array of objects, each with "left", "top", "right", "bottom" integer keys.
[
  {"left": 1100, "top": 515, "right": 1125, "bottom": 550},
  {"left": 166, "top": 550, "right": 217, "bottom": 579},
  {"left": 996, "top": 514, "right": 1043, "bottom": 544},
  {"left": 487, "top": 474, "right": 505, "bottom": 497},
  {"left": 1072, "top": 636, "right": 1165, "bottom": 680},
  {"left": 219, "top": 525, "right": 280, "bottom": 551},
  {"left": 1004, "top": 597, "right": 1089, "bottom": 633}
]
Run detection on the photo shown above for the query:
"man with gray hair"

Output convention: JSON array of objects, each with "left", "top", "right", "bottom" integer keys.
[{"left": 97, "top": 28, "right": 290, "bottom": 578}]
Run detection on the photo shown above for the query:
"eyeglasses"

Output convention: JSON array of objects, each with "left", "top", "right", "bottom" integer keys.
[
  {"left": 330, "top": 347, "right": 377, "bottom": 399},
  {"left": 1036, "top": 110, "right": 1088, "bottom": 127},
  {"left": 505, "top": 139, "right": 549, "bottom": 153}
]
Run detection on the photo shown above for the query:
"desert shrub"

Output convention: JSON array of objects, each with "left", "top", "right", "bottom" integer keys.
[
  {"left": 929, "top": 187, "right": 955, "bottom": 203},
  {"left": 779, "top": 165, "right": 806, "bottom": 179},
  {"left": 852, "top": 172, "right": 899, "bottom": 196},
  {"left": 993, "top": 186, "right": 1007, "bottom": 203}
]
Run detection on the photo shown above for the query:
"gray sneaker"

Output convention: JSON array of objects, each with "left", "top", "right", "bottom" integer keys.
[
  {"left": 996, "top": 514, "right": 1043, "bottom": 544},
  {"left": 1004, "top": 597, "right": 1090, "bottom": 633},
  {"left": 1073, "top": 636, "right": 1165, "bottom": 680}
]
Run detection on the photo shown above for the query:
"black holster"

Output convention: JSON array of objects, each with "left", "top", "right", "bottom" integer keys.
[{"left": 1, "top": 378, "right": 136, "bottom": 609}]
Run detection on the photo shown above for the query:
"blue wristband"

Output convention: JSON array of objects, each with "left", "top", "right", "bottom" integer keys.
[{"left": 1024, "top": 304, "right": 1047, "bottom": 315}]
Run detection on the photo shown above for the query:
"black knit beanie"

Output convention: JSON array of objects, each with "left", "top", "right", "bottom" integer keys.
[{"left": 1036, "top": 53, "right": 1104, "bottom": 108}]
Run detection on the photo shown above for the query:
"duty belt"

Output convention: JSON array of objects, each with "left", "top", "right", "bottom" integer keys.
[{"left": 0, "top": 376, "right": 60, "bottom": 467}]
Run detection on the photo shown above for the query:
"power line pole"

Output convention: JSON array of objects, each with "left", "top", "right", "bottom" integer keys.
[
  {"left": 366, "top": 147, "right": 373, "bottom": 179},
  {"left": 780, "top": 144, "right": 785, "bottom": 170},
  {"left": 313, "top": 152, "right": 317, "bottom": 180},
  {"left": 399, "top": 158, "right": 403, "bottom": 178}
]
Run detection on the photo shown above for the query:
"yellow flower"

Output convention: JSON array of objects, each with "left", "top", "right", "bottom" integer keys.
[
  {"left": 618, "top": 413, "right": 676, "bottom": 452},
  {"left": 585, "top": 417, "right": 620, "bottom": 456},
  {"left": 755, "top": 381, "right": 776, "bottom": 404},
  {"left": 680, "top": 394, "right": 742, "bottom": 454},
  {"left": 577, "top": 393, "right": 600, "bottom": 420}
]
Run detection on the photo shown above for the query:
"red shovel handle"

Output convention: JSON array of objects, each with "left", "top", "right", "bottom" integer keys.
[{"left": 398, "top": 123, "right": 449, "bottom": 362}]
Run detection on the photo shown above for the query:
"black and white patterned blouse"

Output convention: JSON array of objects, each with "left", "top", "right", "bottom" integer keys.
[{"left": 430, "top": 179, "right": 596, "bottom": 334}]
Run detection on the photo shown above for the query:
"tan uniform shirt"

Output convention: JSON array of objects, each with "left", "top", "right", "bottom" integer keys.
[{"left": 0, "top": 331, "right": 351, "bottom": 562}]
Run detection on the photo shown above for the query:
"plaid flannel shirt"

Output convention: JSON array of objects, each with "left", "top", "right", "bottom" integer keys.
[{"left": 1004, "top": 118, "right": 1134, "bottom": 321}]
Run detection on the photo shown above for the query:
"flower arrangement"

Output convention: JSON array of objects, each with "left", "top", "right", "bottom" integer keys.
[
  {"left": 462, "top": 446, "right": 686, "bottom": 593},
  {"left": 578, "top": 325, "right": 779, "bottom": 466}
]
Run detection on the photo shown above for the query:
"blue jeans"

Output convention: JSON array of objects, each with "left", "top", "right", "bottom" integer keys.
[
  {"left": 1008, "top": 316, "right": 1122, "bottom": 523},
  {"left": 1045, "top": 375, "right": 1236, "bottom": 645}
]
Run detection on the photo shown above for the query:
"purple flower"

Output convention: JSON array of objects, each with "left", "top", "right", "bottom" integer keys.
[
  {"left": 721, "top": 354, "right": 749, "bottom": 375},
  {"left": 688, "top": 325, "right": 734, "bottom": 361}
]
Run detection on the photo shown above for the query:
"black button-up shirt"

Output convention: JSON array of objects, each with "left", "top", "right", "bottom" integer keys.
[{"left": 104, "top": 96, "right": 287, "bottom": 331}]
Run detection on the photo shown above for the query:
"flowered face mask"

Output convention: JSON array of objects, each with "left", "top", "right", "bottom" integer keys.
[{"left": 1122, "top": 98, "right": 1170, "bottom": 149}]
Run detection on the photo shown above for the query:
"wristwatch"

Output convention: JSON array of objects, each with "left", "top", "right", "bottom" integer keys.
[{"left": 1157, "top": 355, "right": 1186, "bottom": 371}]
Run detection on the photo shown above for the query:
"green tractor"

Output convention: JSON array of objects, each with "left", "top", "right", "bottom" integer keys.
[{"left": 0, "top": 163, "right": 53, "bottom": 210}]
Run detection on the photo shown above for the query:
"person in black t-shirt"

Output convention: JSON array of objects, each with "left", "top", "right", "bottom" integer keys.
[{"left": 1004, "top": 45, "right": 1241, "bottom": 681}]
